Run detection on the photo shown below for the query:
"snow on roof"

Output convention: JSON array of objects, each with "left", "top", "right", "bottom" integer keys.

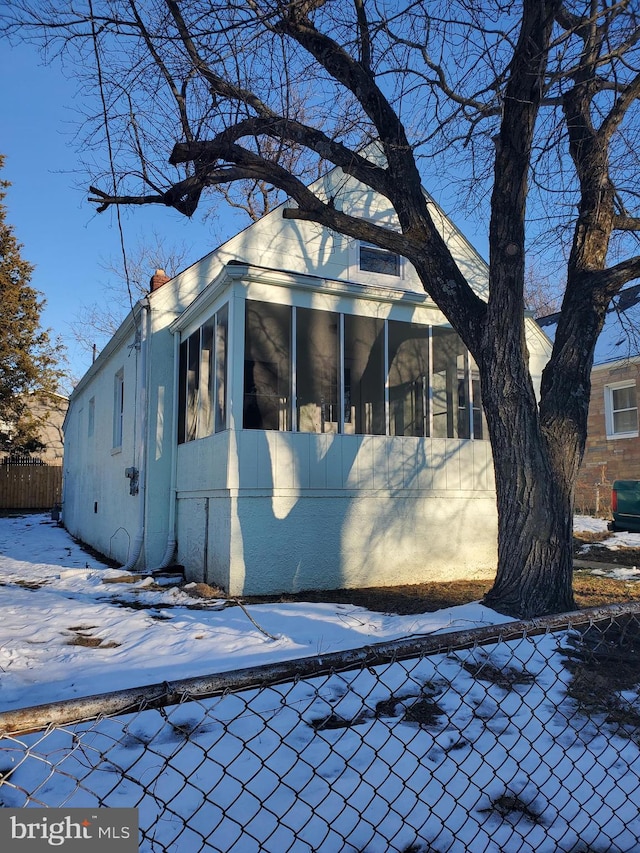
[{"left": 537, "top": 282, "right": 640, "bottom": 366}]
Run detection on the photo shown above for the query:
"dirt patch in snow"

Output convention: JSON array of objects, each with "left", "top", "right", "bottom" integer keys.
[
  {"left": 241, "top": 572, "right": 640, "bottom": 616},
  {"left": 563, "top": 614, "right": 640, "bottom": 731}
]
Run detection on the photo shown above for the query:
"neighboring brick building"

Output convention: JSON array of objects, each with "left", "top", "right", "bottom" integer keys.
[
  {"left": 538, "top": 284, "right": 640, "bottom": 515},
  {"left": 1, "top": 390, "right": 68, "bottom": 466}
]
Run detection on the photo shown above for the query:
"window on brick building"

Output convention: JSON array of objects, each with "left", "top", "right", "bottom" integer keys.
[{"left": 605, "top": 380, "right": 639, "bottom": 438}]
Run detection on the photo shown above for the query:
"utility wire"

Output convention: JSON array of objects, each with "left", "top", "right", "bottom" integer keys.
[{"left": 88, "top": 0, "right": 134, "bottom": 312}]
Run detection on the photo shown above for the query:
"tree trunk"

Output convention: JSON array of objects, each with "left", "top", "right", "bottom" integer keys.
[
  {"left": 472, "top": 0, "right": 576, "bottom": 618},
  {"left": 479, "top": 331, "right": 578, "bottom": 619},
  {"left": 483, "top": 427, "right": 576, "bottom": 618}
]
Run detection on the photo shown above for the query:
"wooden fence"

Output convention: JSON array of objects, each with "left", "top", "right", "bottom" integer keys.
[{"left": 0, "top": 464, "right": 62, "bottom": 510}]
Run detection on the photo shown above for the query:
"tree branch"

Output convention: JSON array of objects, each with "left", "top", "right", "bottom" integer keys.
[
  {"left": 353, "top": 0, "right": 371, "bottom": 72},
  {"left": 489, "top": 1, "right": 562, "bottom": 311},
  {"left": 273, "top": 5, "right": 414, "bottom": 160},
  {"left": 88, "top": 164, "right": 263, "bottom": 215},
  {"left": 127, "top": 0, "right": 194, "bottom": 144},
  {"left": 614, "top": 213, "right": 640, "bottom": 231},
  {"left": 601, "top": 69, "right": 640, "bottom": 144},
  {"left": 169, "top": 118, "right": 392, "bottom": 199},
  {"left": 590, "top": 254, "right": 640, "bottom": 292},
  {"left": 165, "top": 0, "right": 281, "bottom": 122}
]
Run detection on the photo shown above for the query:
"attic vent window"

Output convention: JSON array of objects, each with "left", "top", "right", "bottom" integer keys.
[{"left": 359, "top": 242, "right": 401, "bottom": 276}]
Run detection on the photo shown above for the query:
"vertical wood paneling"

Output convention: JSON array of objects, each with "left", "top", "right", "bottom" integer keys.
[{"left": 0, "top": 466, "right": 63, "bottom": 509}]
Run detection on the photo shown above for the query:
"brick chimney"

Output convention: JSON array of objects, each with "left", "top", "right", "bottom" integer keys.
[{"left": 150, "top": 268, "right": 170, "bottom": 292}]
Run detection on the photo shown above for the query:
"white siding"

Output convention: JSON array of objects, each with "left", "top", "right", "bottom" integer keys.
[
  {"left": 63, "top": 325, "right": 142, "bottom": 565},
  {"left": 64, "top": 171, "right": 550, "bottom": 593},
  {"left": 176, "top": 429, "right": 496, "bottom": 595}
]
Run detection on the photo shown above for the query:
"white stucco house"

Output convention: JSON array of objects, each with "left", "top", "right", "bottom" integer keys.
[{"left": 62, "top": 167, "right": 551, "bottom": 595}]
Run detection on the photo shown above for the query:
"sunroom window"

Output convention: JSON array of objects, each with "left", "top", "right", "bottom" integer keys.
[
  {"left": 243, "top": 301, "right": 291, "bottom": 430},
  {"left": 343, "top": 315, "right": 386, "bottom": 434},
  {"left": 388, "top": 321, "right": 429, "bottom": 437},
  {"left": 471, "top": 361, "right": 487, "bottom": 440},
  {"left": 296, "top": 307, "right": 339, "bottom": 433},
  {"left": 215, "top": 304, "right": 228, "bottom": 433},
  {"left": 241, "top": 299, "right": 486, "bottom": 439},
  {"left": 432, "top": 328, "right": 470, "bottom": 439},
  {"left": 178, "top": 304, "right": 229, "bottom": 444}
]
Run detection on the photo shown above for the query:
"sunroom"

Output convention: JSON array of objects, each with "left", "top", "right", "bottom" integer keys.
[
  {"left": 172, "top": 262, "right": 498, "bottom": 596},
  {"left": 178, "top": 283, "right": 487, "bottom": 444}
]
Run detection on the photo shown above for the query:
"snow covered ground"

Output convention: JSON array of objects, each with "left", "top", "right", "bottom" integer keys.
[
  {"left": 1, "top": 514, "right": 639, "bottom": 852},
  {"left": 0, "top": 513, "right": 512, "bottom": 713},
  {"left": 574, "top": 513, "right": 640, "bottom": 547},
  {"left": 574, "top": 514, "right": 640, "bottom": 581}
]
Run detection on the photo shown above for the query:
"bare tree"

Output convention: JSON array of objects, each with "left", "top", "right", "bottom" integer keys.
[
  {"left": 6, "top": 1, "right": 640, "bottom": 616},
  {"left": 70, "top": 232, "right": 192, "bottom": 355},
  {"left": 524, "top": 264, "right": 563, "bottom": 318}
]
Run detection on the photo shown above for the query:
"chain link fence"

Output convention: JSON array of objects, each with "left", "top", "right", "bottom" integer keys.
[{"left": 1, "top": 603, "right": 640, "bottom": 852}]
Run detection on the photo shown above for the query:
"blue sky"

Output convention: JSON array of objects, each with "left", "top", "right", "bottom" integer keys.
[
  {"left": 1, "top": 39, "right": 490, "bottom": 388},
  {"left": 0, "top": 40, "right": 220, "bottom": 384}
]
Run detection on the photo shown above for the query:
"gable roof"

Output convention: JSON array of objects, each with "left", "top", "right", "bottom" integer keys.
[
  {"left": 150, "top": 164, "right": 491, "bottom": 316},
  {"left": 72, "top": 161, "right": 495, "bottom": 405}
]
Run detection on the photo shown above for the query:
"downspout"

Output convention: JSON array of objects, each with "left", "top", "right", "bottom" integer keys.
[
  {"left": 122, "top": 297, "right": 150, "bottom": 571},
  {"left": 157, "top": 328, "right": 180, "bottom": 567}
]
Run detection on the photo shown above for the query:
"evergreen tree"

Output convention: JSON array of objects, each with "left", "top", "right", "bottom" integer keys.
[{"left": 0, "top": 155, "right": 64, "bottom": 456}]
